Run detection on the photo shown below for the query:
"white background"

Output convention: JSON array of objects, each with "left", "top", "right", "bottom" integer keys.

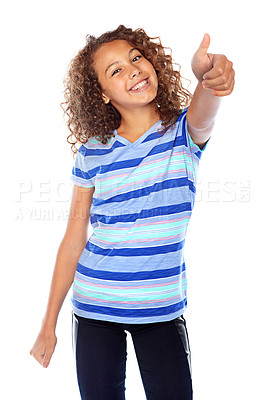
[{"left": 2, "top": 0, "right": 266, "bottom": 398}]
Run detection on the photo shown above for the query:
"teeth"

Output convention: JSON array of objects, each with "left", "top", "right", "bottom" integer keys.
[{"left": 131, "top": 79, "right": 148, "bottom": 91}]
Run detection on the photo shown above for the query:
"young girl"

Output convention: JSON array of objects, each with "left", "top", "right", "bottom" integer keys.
[{"left": 30, "top": 25, "right": 234, "bottom": 400}]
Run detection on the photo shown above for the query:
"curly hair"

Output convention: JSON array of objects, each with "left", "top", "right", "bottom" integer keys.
[{"left": 61, "top": 25, "right": 192, "bottom": 154}]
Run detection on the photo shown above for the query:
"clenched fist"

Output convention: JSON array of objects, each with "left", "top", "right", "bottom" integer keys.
[{"left": 191, "top": 34, "right": 235, "bottom": 97}]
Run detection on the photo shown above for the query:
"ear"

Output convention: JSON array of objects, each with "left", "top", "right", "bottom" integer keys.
[{"left": 102, "top": 93, "right": 110, "bottom": 104}]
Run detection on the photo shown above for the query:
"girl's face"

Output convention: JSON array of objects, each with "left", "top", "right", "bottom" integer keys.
[{"left": 93, "top": 40, "right": 158, "bottom": 114}]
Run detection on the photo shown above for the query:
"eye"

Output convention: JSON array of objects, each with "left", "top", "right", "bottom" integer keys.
[
  {"left": 132, "top": 55, "right": 142, "bottom": 62},
  {"left": 111, "top": 68, "right": 121, "bottom": 77}
]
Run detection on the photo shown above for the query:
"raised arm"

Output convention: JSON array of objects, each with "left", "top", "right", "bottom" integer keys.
[
  {"left": 30, "top": 184, "right": 94, "bottom": 368},
  {"left": 187, "top": 34, "right": 235, "bottom": 148}
]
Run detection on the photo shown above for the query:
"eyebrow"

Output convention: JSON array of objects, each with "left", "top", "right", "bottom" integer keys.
[{"left": 105, "top": 48, "right": 138, "bottom": 74}]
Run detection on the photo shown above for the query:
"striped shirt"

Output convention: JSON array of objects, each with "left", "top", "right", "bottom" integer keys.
[{"left": 71, "top": 108, "right": 209, "bottom": 323}]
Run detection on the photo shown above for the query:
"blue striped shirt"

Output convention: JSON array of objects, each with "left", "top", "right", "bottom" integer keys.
[{"left": 71, "top": 108, "right": 209, "bottom": 323}]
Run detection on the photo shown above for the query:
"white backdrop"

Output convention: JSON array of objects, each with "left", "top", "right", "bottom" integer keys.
[{"left": 2, "top": 0, "right": 266, "bottom": 399}]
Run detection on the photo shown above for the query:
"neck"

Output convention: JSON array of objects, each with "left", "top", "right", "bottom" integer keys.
[{"left": 117, "top": 102, "right": 160, "bottom": 136}]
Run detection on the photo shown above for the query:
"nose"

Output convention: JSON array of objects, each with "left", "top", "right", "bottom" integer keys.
[{"left": 130, "top": 66, "right": 141, "bottom": 79}]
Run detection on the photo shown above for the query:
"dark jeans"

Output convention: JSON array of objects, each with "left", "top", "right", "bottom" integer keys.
[{"left": 72, "top": 313, "right": 192, "bottom": 400}]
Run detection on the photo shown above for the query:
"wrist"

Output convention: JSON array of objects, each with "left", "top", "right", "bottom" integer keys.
[{"left": 41, "top": 316, "right": 57, "bottom": 333}]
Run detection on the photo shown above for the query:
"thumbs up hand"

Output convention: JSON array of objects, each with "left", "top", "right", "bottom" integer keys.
[{"left": 191, "top": 34, "right": 235, "bottom": 96}]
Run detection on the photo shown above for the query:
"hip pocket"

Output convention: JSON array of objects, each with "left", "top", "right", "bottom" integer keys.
[
  {"left": 72, "top": 312, "right": 79, "bottom": 355},
  {"left": 173, "top": 315, "right": 192, "bottom": 376}
]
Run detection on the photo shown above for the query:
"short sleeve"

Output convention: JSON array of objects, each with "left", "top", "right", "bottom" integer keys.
[
  {"left": 177, "top": 108, "right": 211, "bottom": 186},
  {"left": 185, "top": 120, "right": 210, "bottom": 157},
  {"left": 71, "top": 144, "right": 95, "bottom": 188},
  {"left": 181, "top": 107, "right": 211, "bottom": 157}
]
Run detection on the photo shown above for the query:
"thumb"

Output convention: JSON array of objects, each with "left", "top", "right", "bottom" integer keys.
[
  {"left": 197, "top": 33, "right": 210, "bottom": 55},
  {"left": 42, "top": 346, "right": 54, "bottom": 368},
  {"left": 42, "top": 353, "right": 51, "bottom": 368}
]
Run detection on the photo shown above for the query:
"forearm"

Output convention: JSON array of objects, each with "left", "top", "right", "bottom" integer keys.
[
  {"left": 41, "top": 236, "right": 86, "bottom": 332},
  {"left": 188, "top": 82, "right": 221, "bottom": 130}
]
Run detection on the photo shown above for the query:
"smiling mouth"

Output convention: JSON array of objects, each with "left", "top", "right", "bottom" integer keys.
[{"left": 130, "top": 78, "right": 149, "bottom": 91}]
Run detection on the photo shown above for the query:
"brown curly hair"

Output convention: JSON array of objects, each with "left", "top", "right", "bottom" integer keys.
[{"left": 61, "top": 25, "right": 192, "bottom": 154}]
